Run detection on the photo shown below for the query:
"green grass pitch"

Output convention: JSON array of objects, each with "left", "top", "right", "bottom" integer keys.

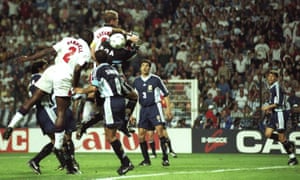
[{"left": 0, "top": 153, "right": 299, "bottom": 180}]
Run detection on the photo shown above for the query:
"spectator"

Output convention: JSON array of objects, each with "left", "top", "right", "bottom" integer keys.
[
  {"left": 240, "top": 105, "right": 253, "bottom": 130},
  {"left": 176, "top": 119, "right": 190, "bottom": 128},
  {"left": 192, "top": 116, "right": 203, "bottom": 129},
  {"left": 235, "top": 87, "right": 248, "bottom": 110},
  {"left": 217, "top": 60, "right": 231, "bottom": 81},
  {"left": 213, "top": 89, "right": 225, "bottom": 112},
  {"left": 189, "top": 54, "right": 202, "bottom": 78},
  {"left": 219, "top": 109, "right": 233, "bottom": 129},
  {"left": 236, "top": 83, "right": 248, "bottom": 97},
  {"left": 204, "top": 105, "right": 218, "bottom": 129},
  {"left": 217, "top": 76, "right": 231, "bottom": 96},
  {"left": 254, "top": 36, "right": 270, "bottom": 67},
  {"left": 204, "top": 93, "right": 214, "bottom": 107},
  {"left": 207, "top": 82, "right": 218, "bottom": 99},
  {"left": 164, "top": 56, "right": 177, "bottom": 78},
  {"left": 233, "top": 53, "right": 249, "bottom": 81},
  {"left": 288, "top": 89, "right": 300, "bottom": 108},
  {"left": 230, "top": 102, "right": 243, "bottom": 125}
]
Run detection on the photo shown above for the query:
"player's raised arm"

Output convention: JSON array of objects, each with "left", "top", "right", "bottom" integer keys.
[
  {"left": 73, "top": 85, "right": 97, "bottom": 95},
  {"left": 18, "top": 47, "right": 55, "bottom": 62}
]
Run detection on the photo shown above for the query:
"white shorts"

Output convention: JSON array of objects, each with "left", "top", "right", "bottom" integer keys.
[
  {"left": 35, "top": 64, "right": 72, "bottom": 97},
  {"left": 82, "top": 100, "right": 99, "bottom": 123}
]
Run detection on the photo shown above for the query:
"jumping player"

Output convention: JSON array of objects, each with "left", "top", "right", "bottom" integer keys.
[
  {"left": 76, "top": 10, "right": 139, "bottom": 138},
  {"left": 74, "top": 50, "right": 135, "bottom": 175},
  {"left": 2, "top": 29, "right": 93, "bottom": 173},
  {"left": 261, "top": 68, "right": 298, "bottom": 165},
  {"left": 3, "top": 60, "right": 79, "bottom": 174}
]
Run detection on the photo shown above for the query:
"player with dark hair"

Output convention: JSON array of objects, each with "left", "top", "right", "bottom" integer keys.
[
  {"left": 3, "top": 60, "right": 79, "bottom": 174},
  {"left": 261, "top": 68, "right": 298, "bottom": 165},
  {"left": 2, "top": 29, "right": 93, "bottom": 174},
  {"left": 130, "top": 59, "right": 173, "bottom": 166},
  {"left": 74, "top": 50, "right": 135, "bottom": 175},
  {"left": 76, "top": 10, "right": 140, "bottom": 139}
]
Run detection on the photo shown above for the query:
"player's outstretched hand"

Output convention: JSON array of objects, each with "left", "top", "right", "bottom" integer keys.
[
  {"left": 127, "top": 34, "right": 140, "bottom": 43},
  {"left": 3, "top": 127, "right": 13, "bottom": 140}
]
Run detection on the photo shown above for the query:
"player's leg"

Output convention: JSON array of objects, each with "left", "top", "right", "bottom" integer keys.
[
  {"left": 278, "top": 111, "right": 298, "bottom": 165},
  {"left": 266, "top": 112, "right": 298, "bottom": 165},
  {"left": 147, "top": 130, "right": 157, "bottom": 158},
  {"left": 64, "top": 107, "right": 79, "bottom": 170},
  {"left": 119, "top": 81, "right": 138, "bottom": 136},
  {"left": 28, "top": 134, "right": 54, "bottom": 175},
  {"left": 264, "top": 127, "right": 278, "bottom": 140},
  {"left": 3, "top": 89, "right": 46, "bottom": 139},
  {"left": 278, "top": 132, "right": 298, "bottom": 165},
  {"left": 105, "top": 127, "right": 134, "bottom": 175},
  {"left": 64, "top": 132, "right": 80, "bottom": 171},
  {"left": 54, "top": 96, "right": 78, "bottom": 174},
  {"left": 54, "top": 96, "right": 69, "bottom": 150},
  {"left": 76, "top": 99, "right": 101, "bottom": 139},
  {"left": 138, "top": 127, "right": 151, "bottom": 166},
  {"left": 155, "top": 124, "right": 170, "bottom": 166},
  {"left": 104, "top": 96, "right": 133, "bottom": 175},
  {"left": 163, "top": 128, "right": 177, "bottom": 158},
  {"left": 28, "top": 107, "right": 56, "bottom": 174}
]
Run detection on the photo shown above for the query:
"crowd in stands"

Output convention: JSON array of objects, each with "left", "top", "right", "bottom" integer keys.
[{"left": 1, "top": 0, "right": 300, "bottom": 131}]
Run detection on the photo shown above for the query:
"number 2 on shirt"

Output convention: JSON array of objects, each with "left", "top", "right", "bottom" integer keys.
[{"left": 63, "top": 46, "right": 76, "bottom": 63}]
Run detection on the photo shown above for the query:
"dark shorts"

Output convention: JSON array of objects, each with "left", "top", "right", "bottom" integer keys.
[
  {"left": 103, "top": 96, "right": 126, "bottom": 129},
  {"left": 266, "top": 110, "right": 288, "bottom": 132},
  {"left": 37, "top": 106, "right": 76, "bottom": 134},
  {"left": 138, "top": 103, "right": 164, "bottom": 130}
]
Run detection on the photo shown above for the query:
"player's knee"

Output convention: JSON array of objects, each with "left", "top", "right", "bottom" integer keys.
[
  {"left": 265, "top": 132, "right": 272, "bottom": 138},
  {"left": 278, "top": 134, "right": 286, "bottom": 143},
  {"left": 138, "top": 135, "right": 146, "bottom": 142},
  {"left": 19, "top": 106, "right": 29, "bottom": 115},
  {"left": 55, "top": 122, "right": 64, "bottom": 132}
]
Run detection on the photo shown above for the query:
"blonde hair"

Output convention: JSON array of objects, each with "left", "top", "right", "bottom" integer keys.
[{"left": 104, "top": 10, "right": 118, "bottom": 23}]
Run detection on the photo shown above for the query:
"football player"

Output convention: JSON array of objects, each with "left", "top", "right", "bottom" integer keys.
[
  {"left": 2, "top": 29, "right": 93, "bottom": 174},
  {"left": 3, "top": 60, "right": 79, "bottom": 174},
  {"left": 76, "top": 10, "right": 140, "bottom": 139},
  {"left": 261, "top": 68, "right": 298, "bottom": 165},
  {"left": 74, "top": 50, "right": 135, "bottom": 175}
]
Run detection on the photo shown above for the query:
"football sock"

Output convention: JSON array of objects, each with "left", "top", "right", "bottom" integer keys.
[
  {"left": 140, "top": 141, "right": 150, "bottom": 162},
  {"left": 56, "top": 143, "right": 74, "bottom": 171},
  {"left": 126, "top": 99, "right": 137, "bottom": 116},
  {"left": 111, "top": 139, "right": 130, "bottom": 165},
  {"left": 270, "top": 133, "right": 279, "bottom": 142},
  {"left": 282, "top": 141, "right": 296, "bottom": 159},
  {"left": 8, "top": 112, "right": 24, "bottom": 128},
  {"left": 160, "top": 137, "right": 168, "bottom": 161},
  {"left": 53, "top": 148, "right": 66, "bottom": 167},
  {"left": 166, "top": 138, "right": 174, "bottom": 152},
  {"left": 54, "top": 131, "right": 65, "bottom": 149},
  {"left": 64, "top": 152, "right": 75, "bottom": 171},
  {"left": 32, "top": 142, "right": 53, "bottom": 164},
  {"left": 64, "top": 140, "right": 75, "bottom": 159},
  {"left": 149, "top": 140, "right": 156, "bottom": 155},
  {"left": 19, "top": 106, "right": 29, "bottom": 115},
  {"left": 81, "top": 100, "right": 94, "bottom": 124}
]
